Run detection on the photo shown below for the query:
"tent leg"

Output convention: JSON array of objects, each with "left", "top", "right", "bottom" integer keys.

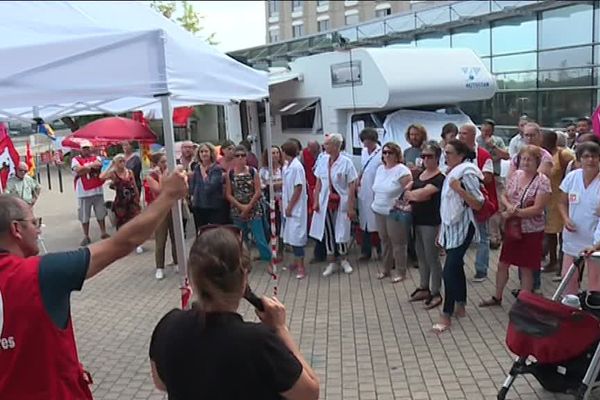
[{"left": 159, "top": 95, "right": 189, "bottom": 303}]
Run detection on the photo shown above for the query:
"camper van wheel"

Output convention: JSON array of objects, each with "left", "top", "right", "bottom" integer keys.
[{"left": 497, "top": 387, "right": 509, "bottom": 400}]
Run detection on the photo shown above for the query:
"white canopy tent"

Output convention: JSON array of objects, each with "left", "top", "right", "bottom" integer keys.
[{"left": 0, "top": 1, "right": 274, "bottom": 294}]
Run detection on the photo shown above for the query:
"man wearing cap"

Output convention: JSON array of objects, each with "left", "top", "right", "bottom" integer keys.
[
  {"left": 6, "top": 162, "right": 41, "bottom": 207},
  {"left": 71, "top": 141, "right": 109, "bottom": 246},
  {"left": 476, "top": 119, "right": 509, "bottom": 249}
]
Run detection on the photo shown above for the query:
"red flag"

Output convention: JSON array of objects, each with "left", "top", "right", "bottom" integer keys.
[
  {"left": 131, "top": 111, "right": 149, "bottom": 127},
  {"left": 26, "top": 141, "right": 35, "bottom": 176},
  {"left": 0, "top": 123, "right": 21, "bottom": 191},
  {"left": 173, "top": 107, "right": 194, "bottom": 126}
]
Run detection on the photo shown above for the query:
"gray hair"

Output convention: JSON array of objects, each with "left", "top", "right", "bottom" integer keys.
[
  {"left": 525, "top": 122, "right": 541, "bottom": 134},
  {"left": 0, "top": 195, "right": 26, "bottom": 236},
  {"left": 326, "top": 133, "right": 344, "bottom": 149},
  {"left": 18, "top": 162, "right": 28, "bottom": 170},
  {"left": 112, "top": 153, "right": 125, "bottom": 163},
  {"left": 460, "top": 123, "right": 477, "bottom": 135}
]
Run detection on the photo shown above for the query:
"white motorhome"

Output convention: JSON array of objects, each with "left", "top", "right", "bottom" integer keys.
[{"left": 240, "top": 47, "right": 496, "bottom": 162}]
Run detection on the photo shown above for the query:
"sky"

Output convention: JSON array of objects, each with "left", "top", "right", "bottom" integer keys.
[{"left": 190, "top": 1, "right": 266, "bottom": 52}]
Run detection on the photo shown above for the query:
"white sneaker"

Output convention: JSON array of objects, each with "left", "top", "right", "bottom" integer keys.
[
  {"left": 155, "top": 269, "right": 165, "bottom": 280},
  {"left": 135, "top": 246, "right": 144, "bottom": 254},
  {"left": 323, "top": 263, "right": 338, "bottom": 277},
  {"left": 341, "top": 260, "right": 353, "bottom": 274}
]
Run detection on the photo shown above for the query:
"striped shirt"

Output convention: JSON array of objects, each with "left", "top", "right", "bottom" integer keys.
[{"left": 439, "top": 172, "right": 484, "bottom": 249}]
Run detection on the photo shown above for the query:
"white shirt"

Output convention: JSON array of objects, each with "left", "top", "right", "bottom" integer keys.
[
  {"left": 560, "top": 169, "right": 600, "bottom": 256},
  {"left": 465, "top": 145, "right": 494, "bottom": 174},
  {"left": 71, "top": 156, "right": 103, "bottom": 198},
  {"left": 509, "top": 134, "right": 526, "bottom": 158},
  {"left": 371, "top": 164, "right": 411, "bottom": 215},
  {"left": 314, "top": 154, "right": 358, "bottom": 200}
]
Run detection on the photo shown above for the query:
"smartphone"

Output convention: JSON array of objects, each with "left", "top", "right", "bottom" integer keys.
[{"left": 244, "top": 286, "right": 264, "bottom": 312}]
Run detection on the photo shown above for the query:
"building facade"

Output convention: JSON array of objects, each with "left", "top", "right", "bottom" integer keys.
[
  {"left": 233, "top": 1, "right": 600, "bottom": 135},
  {"left": 266, "top": 1, "right": 451, "bottom": 43}
]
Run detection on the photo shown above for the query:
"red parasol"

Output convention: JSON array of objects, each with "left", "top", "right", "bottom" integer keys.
[
  {"left": 61, "top": 135, "right": 99, "bottom": 150},
  {"left": 71, "top": 116, "right": 157, "bottom": 144}
]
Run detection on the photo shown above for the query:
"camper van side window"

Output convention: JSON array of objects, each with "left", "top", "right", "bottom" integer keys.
[{"left": 331, "top": 61, "right": 362, "bottom": 88}]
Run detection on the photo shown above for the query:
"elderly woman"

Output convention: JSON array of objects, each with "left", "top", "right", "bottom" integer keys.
[
  {"left": 189, "top": 142, "right": 227, "bottom": 231},
  {"left": 405, "top": 141, "right": 445, "bottom": 308},
  {"left": 480, "top": 146, "right": 551, "bottom": 307},
  {"left": 146, "top": 153, "right": 178, "bottom": 280},
  {"left": 310, "top": 133, "right": 358, "bottom": 277},
  {"left": 558, "top": 142, "right": 600, "bottom": 295},
  {"left": 100, "top": 154, "right": 141, "bottom": 230},
  {"left": 225, "top": 145, "right": 271, "bottom": 261},
  {"left": 433, "top": 139, "right": 484, "bottom": 333},
  {"left": 149, "top": 226, "right": 319, "bottom": 399},
  {"left": 370, "top": 142, "right": 412, "bottom": 282}
]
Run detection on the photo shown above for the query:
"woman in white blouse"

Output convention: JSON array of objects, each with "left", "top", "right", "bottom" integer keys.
[{"left": 371, "top": 142, "right": 413, "bottom": 283}]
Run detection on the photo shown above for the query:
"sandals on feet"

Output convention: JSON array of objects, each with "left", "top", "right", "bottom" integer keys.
[
  {"left": 432, "top": 323, "right": 450, "bottom": 333},
  {"left": 424, "top": 294, "right": 443, "bottom": 310},
  {"left": 479, "top": 296, "right": 502, "bottom": 307},
  {"left": 409, "top": 288, "right": 430, "bottom": 302},
  {"left": 391, "top": 275, "right": 405, "bottom": 284},
  {"left": 376, "top": 272, "right": 390, "bottom": 280}
]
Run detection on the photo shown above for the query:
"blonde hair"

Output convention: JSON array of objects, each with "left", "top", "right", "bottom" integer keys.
[
  {"left": 197, "top": 142, "right": 217, "bottom": 163},
  {"left": 112, "top": 153, "right": 125, "bottom": 163}
]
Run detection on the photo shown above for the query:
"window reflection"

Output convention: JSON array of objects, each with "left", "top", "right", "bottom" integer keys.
[
  {"left": 358, "top": 22, "right": 385, "bottom": 39},
  {"left": 492, "top": 17, "right": 537, "bottom": 55},
  {"left": 538, "top": 68, "right": 592, "bottom": 88},
  {"left": 539, "top": 89, "right": 593, "bottom": 127},
  {"left": 492, "top": 53, "right": 536, "bottom": 73},
  {"left": 451, "top": 25, "right": 490, "bottom": 57},
  {"left": 492, "top": 92, "right": 537, "bottom": 125},
  {"left": 495, "top": 72, "right": 537, "bottom": 90},
  {"left": 539, "top": 4, "right": 593, "bottom": 50},
  {"left": 539, "top": 46, "right": 592, "bottom": 70}
]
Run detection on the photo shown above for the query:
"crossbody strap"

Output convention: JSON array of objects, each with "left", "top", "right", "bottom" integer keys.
[{"left": 518, "top": 174, "right": 538, "bottom": 208}]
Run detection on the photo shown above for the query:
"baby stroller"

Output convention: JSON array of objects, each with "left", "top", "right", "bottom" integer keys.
[{"left": 498, "top": 256, "right": 600, "bottom": 399}]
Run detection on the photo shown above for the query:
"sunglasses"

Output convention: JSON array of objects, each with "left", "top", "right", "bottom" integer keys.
[
  {"left": 382, "top": 150, "right": 396, "bottom": 155},
  {"left": 16, "top": 217, "right": 42, "bottom": 228}
]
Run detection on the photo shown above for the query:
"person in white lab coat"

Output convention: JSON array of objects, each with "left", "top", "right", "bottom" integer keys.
[
  {"left": 357, "top": 128, "right": 382, "bottom": 261},
  {"left": 310, "top": 133, "right": 359, "bottom": 277},
  {"left": 281, "top": 140, "right": 308, "bottom": 279}
]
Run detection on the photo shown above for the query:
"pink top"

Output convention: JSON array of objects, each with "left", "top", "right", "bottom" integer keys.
[{"left": 505, "top": 170, "right": 551, "bottom": 233}]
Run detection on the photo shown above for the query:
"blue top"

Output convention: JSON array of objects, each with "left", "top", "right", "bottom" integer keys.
[{"left": 190, "top": 163, "right": 226, "bottom": 209}]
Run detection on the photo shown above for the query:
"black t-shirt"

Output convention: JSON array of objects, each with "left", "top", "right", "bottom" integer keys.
[
  {"left": 149, "top": 308, "right": 303, "bottom": 400},
  {"left": 411, "top": 172, "right": 445, "bottom": 226}
]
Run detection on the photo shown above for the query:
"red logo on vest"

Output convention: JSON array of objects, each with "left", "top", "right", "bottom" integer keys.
[{"left": 74, "top": 155, "right": 104, "bottom": 191}]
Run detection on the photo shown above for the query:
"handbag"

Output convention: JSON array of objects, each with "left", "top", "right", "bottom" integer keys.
[
  {"left": 388, "top": 191, "right": 412, "bottom": 225},
  {"left": 503, "top": 174, "right": 537, "bottom": 241}
]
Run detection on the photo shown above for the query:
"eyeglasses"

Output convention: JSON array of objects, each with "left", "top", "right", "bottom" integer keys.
[
  {"left": 234, "top": 154, "right": 247, "bottom": 158},
  {"left": 16, "top": 217, "right": 42, "bottom": 228},
  {"left": 382, "top": 150, "right": 395, "bottom": 155},
  {"left": 421, "top": 154, "right": 435, "bottom": 159}
]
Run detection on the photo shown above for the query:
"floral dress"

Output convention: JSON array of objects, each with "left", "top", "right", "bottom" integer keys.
[{"left": 112, "top": 170, "right": 141, "bottom": 228}]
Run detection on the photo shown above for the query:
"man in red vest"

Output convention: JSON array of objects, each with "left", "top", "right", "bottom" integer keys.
[
  {"left": 0, "top": 168, "right": 188, "bottom": 399},
  {"left": 71, "top": 141, "right": 108, "bottom": 246},
  {"left": 459, "top": 124, "right": 499, "bottom": 283}
]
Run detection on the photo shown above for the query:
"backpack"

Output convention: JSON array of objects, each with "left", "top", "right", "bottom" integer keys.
[{"left": 473, "top": 179, "right": 497, "bottom": 223}]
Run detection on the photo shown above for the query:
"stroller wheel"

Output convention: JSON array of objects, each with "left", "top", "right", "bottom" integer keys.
[{"left": 497, "top": 387, "right": 509, "bottom": 400}]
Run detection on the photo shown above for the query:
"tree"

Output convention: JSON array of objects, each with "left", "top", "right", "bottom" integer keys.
[{"left": 151, "top": 1, "right": 217, "bottom": 45}]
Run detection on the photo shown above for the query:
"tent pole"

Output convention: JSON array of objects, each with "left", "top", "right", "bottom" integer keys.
[
  {"left": 158, "top": 94, "right": 188, "bottom": 303},
  {"left": 264, "top": 98, "right": 278, "bottom": 296}
]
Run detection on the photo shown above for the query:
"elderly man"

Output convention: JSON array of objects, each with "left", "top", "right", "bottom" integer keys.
[
  {"left": 459, "top": 123, "right": 498, "bottom": 282},
  {"left": 310, "top": 133, "right": 358, "bottom": 277},
  {"left": 6, "top": 162, "right": 41, "bottom": 207},
  {"left": 507, "top": 122, "right": 554, "bottom": 178},
  {"left": 71, "top": 141, "right": 108, "bottom": 246},
  {"left": 0, "top": 169, "right": 187, "bottom": 399}
]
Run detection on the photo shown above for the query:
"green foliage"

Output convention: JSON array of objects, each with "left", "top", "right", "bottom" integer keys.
[{"left": 150, "top": 1, "right": 218, "bottom": 45}]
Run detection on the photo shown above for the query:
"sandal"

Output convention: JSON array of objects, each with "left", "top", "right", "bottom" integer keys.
[
  {"left": 424, "top": 294, "right": 443, "bottom": 310},
  {"left": 479, "top": 296, "right": 502, "bottom": 307},
  {"left": 391, "top": 275, "right": 405, "bottom": 284},
  {"left": 409, "top": 288, "right": 430, "bottom": 302},
  {"left": 376, "top": 272, "right": 390, "bottom": 280},
  {"left": 432, "top": 323, "right": 450, "bottom": 333}
]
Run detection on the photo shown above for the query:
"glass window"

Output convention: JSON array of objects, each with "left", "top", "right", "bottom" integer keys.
[
  {"left": 416, "top": 33, "right": 450, "bottom": 48},
  {"left": 386, "top": 14, "right": 415, "bottom": 33},
  {"left": 268, "top": 0, "right": 279, "bottom": 16},
  {"left": 318, "top": 19, "right": 330, "bottom": 33},
  {"left": 292, "top": 0, "right": 303, "bottom": 11},
  {"left": 451, "top": 25, "right": 490, "bottom": 57},
  {"left": 345, "top": 13, "right": 360, "bottom": 26},
  {"left": 492, "top": 92, "right": 537, "bottom": 125},
  {"left": 481, "top": 57, "right": 491, "bottom": 71},
  {"left": 459, "top": 98, "right": 493, "bottom": 125},
  {"left": 539, "top": 4, "right": 593, "bottom": 50},
  {"left": 539, "top": 46, "right": 592, "bottom": 70},
  {"left": 495, "top": 72, "right": 537, "bottom": 90},
  {"left": 539, "top": 89, "right": 593, "bottom": 127},
  {"left": 268, "top": 29, "right": 279, "bottom": 43},
  {"left": 492, "top": 17, "right": 537, "bottom": 55},
  {"left": 358, "top": 22, "right": 385, "bottom": 39},
  {"left": 292, "top": 24, "right": 304, "bottom": 38},
  {"left": 375, "top": 8, "right": 391, "bottom": 18},
  {"left": 492, "top": 53, "right": 536, "bottom": 73},
  {"left": 539, "top": 68, "right": 592, "bottom": 88},
  {"left": 317, "top": 0, "right": 329, "bottom": 6}
]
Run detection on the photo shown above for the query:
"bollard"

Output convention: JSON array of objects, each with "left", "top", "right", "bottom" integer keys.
[
  {"left": 46, "top": 163, "right": 52, "bottom": 191},
  {"left": 57, "top": 165, "right": 63, "bottom": 193}
]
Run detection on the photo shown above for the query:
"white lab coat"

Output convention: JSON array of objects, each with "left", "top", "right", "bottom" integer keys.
[
  {"left": 282, "top": 158, "right": 308, "bottom": 247},
  {"left": 357, "top": 146, "right": 382, "bottom": 232},
  {"left": 309, "top": 153, "right": 359, "bottom": 243}
]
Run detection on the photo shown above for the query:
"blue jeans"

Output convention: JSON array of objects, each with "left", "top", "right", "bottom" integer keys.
[
  {"left": 443, "top": 224, "right": 475, "bottom": 316},
  {"left": 361, "top": 230, "right": 381, "bottom": 257},
  {"left": 518, "top": 268, "right": 541, "bottom": 291},
  {"left": 233, "top": 217, "right": 272, "bottom": 261},
  {"left": 475, "top": 221, "right": 489, "bottom": 276}
]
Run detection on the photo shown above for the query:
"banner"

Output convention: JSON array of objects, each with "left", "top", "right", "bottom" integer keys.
[{"left": 0, "top": 123, "right": 21, "bottom": 191}]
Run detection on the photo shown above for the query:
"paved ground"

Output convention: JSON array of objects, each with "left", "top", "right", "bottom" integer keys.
[{"left": 31, "top": 168, "right": 599, "bottom": 400}]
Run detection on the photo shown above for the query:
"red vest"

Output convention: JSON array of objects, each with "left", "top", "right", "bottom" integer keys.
[
  {"left": 476, "top": 147, "right": 499, "bottom": 209},
  {"left": 0, "top": 253, "right": 93, "bottom": 400},
  {"left": 74, "top": 156, "right": 104, "bottom": 191}
]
